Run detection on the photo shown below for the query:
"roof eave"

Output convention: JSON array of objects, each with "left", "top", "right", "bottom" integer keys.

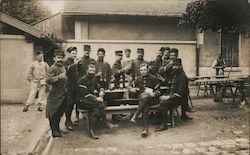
[{"left": 62, "top": 12, "right": 183, "bottom": 17}]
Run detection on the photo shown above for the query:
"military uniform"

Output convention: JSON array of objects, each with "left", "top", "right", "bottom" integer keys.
[
  {"left": 96, "top": 59, "right": 112, "bottom": 89},
  {"left": 123, "top": 57, "right": 134, "bottom": 82},
  {"left": 158, "top": 58, "right": 173, "bottom": 86},
  {"left": 112, "top": 60, "right": 126, "bottom": 89},
  {"left": 78, "top": 74, "right": 110, "bottom": 138},
  {"left": 148, "top": 57, "right": 162, "bottom": 76},
  {"left": 156, "top": 66, "right": 190, "bottom": 131},
  {"left": 46, "top": 58, "right": 67, "bottom": 137},
  {"left": 78, "top": 56, "right": 96, "bottom": 78},
  {"left": 63, "top": 57, "right": 79, "bottom": 128},
  {"left": 130, "top": 73, "right": 160, "bottom": 136}
]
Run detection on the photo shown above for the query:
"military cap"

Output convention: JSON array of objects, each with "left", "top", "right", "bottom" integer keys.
[
  {"left": 36, "top": 51, "right": 43, "bottom": 55},
  {"left": 159, "top": 47, "right": 170, "bottom": 52},
  {"left": 172, "top": 58, "right": 182, "bottom": 66},
  {"left": 170, "top": 48, "right": 178, "bottom": 54},
  {"left": 54, "top": 49, "right": 65, "bottom": 57},
  {"left": 125, "top": 49, "right": 131, "bottom": 53},
  {"left": 67, "top": 46, "right": 77, "bottom": 53},
  {"left": 115, "top": 50, "right": 123, "bottom": 56},
  {"left": 97, "top": 48, "right": 105, "bottom": 54},
  {"left": 83, "top": 45, "right": 91, "bottom": 51},
  {"left": 137, "top": 48, "right": 144, "bottom": 53}
]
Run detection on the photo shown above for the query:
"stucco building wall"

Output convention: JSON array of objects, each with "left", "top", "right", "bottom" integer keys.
[{"left": 0, "top": 35, "right": 33, "bottom": 103}]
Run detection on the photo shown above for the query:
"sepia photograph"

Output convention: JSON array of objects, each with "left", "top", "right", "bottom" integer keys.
[{"left": 0, "top": 0, "right": 250, "bottom": 154}]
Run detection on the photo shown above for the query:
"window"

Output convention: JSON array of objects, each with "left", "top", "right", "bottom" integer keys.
[{"left": 221, "top": 32, "right": 239, "bottom": 67}]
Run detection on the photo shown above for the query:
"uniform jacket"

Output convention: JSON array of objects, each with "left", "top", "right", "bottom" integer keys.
[
  {"left": 149, "top": 58, "right": 162, "bottom": 75},
  {"left": 78, "top": 56, "right": 96, "bottom": 79},
  {"left": 27, "top": 60, "right": 49, "bottom": 85},
  {"left": 158, "top": 59, "right": 173, "bottom": 84},
  {"left": 170, "top": 69, "right": 189, "bottom": 98},
  {"left": 96, "top": 59, "right": 112, "bottom": 89},
  {"left": 131, "top": 74, "right": 160, "bottom": 94},
  {"left": 112, "top": 60, "right": 126, "bottom": 88},
  {"left": 78, "top": 75, "right": 100, "bottom": 102},
  {"left": 63, "top": 58, "right": 78, "bottom": 92},
  {"left": 46, "top": 63, "right": 67, "bottom": 118}
]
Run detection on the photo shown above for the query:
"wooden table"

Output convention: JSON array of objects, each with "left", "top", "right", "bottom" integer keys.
[{"left": 195, "top": 77, "right": 248, "bottom": 103}]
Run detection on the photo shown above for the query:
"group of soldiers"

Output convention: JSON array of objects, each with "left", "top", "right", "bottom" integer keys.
[{"left": 23, "top": 44, "right": 194, "bottom": 139}]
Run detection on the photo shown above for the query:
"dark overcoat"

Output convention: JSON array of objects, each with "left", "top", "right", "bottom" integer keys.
[{"left": 46, "top": 63, "right": 67, "bottom": 118}]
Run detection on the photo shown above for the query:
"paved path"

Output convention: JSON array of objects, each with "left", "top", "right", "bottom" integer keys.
[{"left": 49, "top": 138, "right": 249, "bottom": 155}]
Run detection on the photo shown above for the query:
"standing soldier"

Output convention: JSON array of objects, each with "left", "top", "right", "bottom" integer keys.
[
  {"left": 132, "top": 48, "right": 149, "bottom": 78},
  {"left": 23, "top": 51, "right": 49, "bottom": 112},
  {"left": 95, "top": 48, "right": 112, "bottom": 89},
  {"left": 46, "top": 49, "right": 68, "bottom": 138},
  {"left": 158, "top": 47, "right": 173, "bottom": 87},
  {"left": 63, "top": 47, "right": 80, "bottom": 130},
  {"left": 112, "top": 50, "right": 129, "bottom": 89},
  {"left": 148, "top": 47, "right": 164, "bottom": 76},
  {"left": 129, "top": 63, "right": 160, "bottom": 137},
  {"left": 78, "top": 64, "right": 117, "bottom": 139},
  {"left": 78, "top": 45, "right": 96, "bottom": 78},
  {"left": 123, "top": 48, "right": 134, "bottom": 82},
  {"left": 111, "top": 50, "right": 131, "bottom": 123}
]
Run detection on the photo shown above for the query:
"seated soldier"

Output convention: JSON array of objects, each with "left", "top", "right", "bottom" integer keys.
[
  {"left": 78, "top": 64, "right": 117, "bottom": 139},
  {"left": 128, "top": 63, "right": 160, "bottom": 137},
  {"left": 155, "top": 59, "right": 192, "bottom": 132}
]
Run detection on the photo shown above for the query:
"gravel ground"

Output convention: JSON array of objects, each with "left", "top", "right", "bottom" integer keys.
[
  {"left": 48, "top": 96, "right": 250, "bottom": 155},
  {"left": 1, "top": 87, "right": 249, "bottom": 155},
  {"left": 1, "top": 103, "right": 48, "bottom": 155}
]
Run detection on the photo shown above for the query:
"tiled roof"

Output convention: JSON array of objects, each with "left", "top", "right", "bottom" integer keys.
[{"left": 62, "top": 0, "right": 192, "bottom": 17}]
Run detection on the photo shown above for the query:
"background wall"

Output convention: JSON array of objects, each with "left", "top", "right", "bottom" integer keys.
[{"left": 0, "top": 35, "right": 33, "bottom": 103}]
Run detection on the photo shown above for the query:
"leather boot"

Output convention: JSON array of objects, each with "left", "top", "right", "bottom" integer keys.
[
  {"left": 141, "top": 128, "right": 148, "bottom": 137},
  {"left": 23, "top": 105, "right": 29, "bottom": 112},
  {"left": 155, "top": 124, "right": 168, "bottom": 132},
  {"left": 89, "top": 130, "right": 98, "bottom": 139},
  {"left": 155, "top": 111, "right": 168, "bottom": 132}
]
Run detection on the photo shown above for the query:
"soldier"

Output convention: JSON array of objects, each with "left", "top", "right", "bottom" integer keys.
[
  {"left": 129, "top": 63, "right": 160, "bottom": 137},
  {"left": 95, "top": 48, "right": 112, "bottom": 89},
  {"left": 78, "top": 64, "right": 116, "bottom": 139},
  {"left": 148, "top": 47, "right": 164, "bottom": 76},
  {"left": 158, "top": 47, "right": 172, "bottom": 87},
  {"left": 46, "top": 49, "right": 68, "bottom": 138},
  {"left": 212, "top": 53, "right": 226, "bottom": 75},
  {"left": 132, "top": 48, "right": 149, "bottom": 78},
  {"left": 111, "top": 50, "right": 131, "bottom": 123},
  {"left": 123, "top": 48, "right": 134, "bottom": 82},
  {"left": 162, "top": 47, "right": 171, "bottom": 65},
  {"left": 112, "top": 50, "right": 128, "bottom": 89},
  {"left": 78, "top": 45, "right": 96, "bottom": 78},
  {"left": 23, "top": 51, "right": 49, "bottom": 112},
  {"left": 155, "top": 59, "right": 192, "bottom": 132},
  {"left": 63, "top": 47, "right": 80, "bottom": 130}
]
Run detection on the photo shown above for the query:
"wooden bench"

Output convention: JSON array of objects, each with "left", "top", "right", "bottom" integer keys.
[{"left": 78, "top": 104, "right": 180, "bottom": 128}]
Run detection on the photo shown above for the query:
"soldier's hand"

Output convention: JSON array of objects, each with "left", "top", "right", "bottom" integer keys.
[
  {"left": 96, "top": 71, "right": 102, "bottom": 77},
  {"left": 58, "top": 73, "right": 67, "bottom": 79},
  {"left": 160, "top": 95, "right": 170, "bottom": 101},
  {"left": 74, "top": 57, "right": 82, "bottom": 64},
  {"left": 149, "top": 92, "right": 155, "bottom": 97},
  {"left": 96, "top": 97, "right": 103, "bottom": 102}
]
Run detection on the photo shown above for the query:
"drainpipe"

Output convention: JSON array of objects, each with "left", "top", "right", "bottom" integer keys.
[{"left": 196, "top": 29, "right": 204, "bottom": 76}]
